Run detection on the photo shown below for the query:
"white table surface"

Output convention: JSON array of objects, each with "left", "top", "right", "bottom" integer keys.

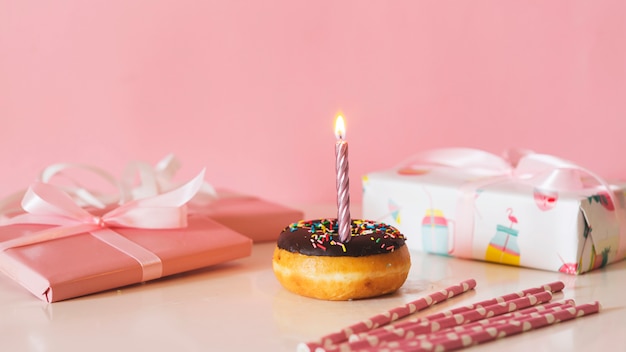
[{"left": 1, "top": 204, "right": 624, "bottom": 352}]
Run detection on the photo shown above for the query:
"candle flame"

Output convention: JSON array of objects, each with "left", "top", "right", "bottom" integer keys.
[{"left": 335, "top": 115, "right": 346, "bottom": 140}]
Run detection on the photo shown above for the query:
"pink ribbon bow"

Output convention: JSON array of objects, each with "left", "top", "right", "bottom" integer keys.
[
  {"left": 403, "top": 148, "right": 613, "bottom": 193},
  {"left": 122, "top": 153, "right": 217, "bottom": 204},
  {"left": 0, "top": 154, "right": 217, "bottom": 220},
  {"left": 0, "top": 170, "right": 206, "bottom": 282}
]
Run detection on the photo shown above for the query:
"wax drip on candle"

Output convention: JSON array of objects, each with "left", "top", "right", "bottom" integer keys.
[{"left": 335, "top": 115, "right": 351, "bottom": 243}]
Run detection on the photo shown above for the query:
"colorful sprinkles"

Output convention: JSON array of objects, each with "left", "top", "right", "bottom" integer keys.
[{"left": 284, "top": 218, "right": 405, "bottom": 254}]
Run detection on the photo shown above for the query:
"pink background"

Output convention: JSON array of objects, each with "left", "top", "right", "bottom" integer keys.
[{"left": 1, "top": 1, "right": 625, "bottom": 205}]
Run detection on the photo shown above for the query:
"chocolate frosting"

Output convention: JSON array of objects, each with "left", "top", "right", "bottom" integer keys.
[{"left": 276, "top": 219, "right": 406, "bottom": 257}]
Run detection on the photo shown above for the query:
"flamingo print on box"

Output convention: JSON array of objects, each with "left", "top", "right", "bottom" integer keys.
[
  {"left": 420, "top": 187, "right": 454, "bottom": 256},
  {"left": 485, "top": 208, "right": 521, "bottom": 266}
]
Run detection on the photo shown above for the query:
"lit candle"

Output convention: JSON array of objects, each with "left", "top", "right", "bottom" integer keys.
[{"left": 334, "top": 114, "right": 351, "bottom": 243}]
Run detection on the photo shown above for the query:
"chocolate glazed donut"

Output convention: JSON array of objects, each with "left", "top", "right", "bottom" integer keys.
[{"left": 272, "top": 219, "right": 411, "bottom": 301}]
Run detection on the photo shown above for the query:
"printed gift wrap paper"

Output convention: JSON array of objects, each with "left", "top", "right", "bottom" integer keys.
[{"left": 362, "top": 148, "right": 626, "bottom": 274}]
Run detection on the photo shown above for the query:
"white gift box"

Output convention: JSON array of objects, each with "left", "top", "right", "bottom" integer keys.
[{"left": 362, "top": 149, "right": 626, "bottom": 274}]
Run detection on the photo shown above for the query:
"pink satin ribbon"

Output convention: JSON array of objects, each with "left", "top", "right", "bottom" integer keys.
[
  {"left": 123, "top": 153, "right": 217, "bottom": 204},
  {"left": 0, "top": 170, "right": 205, "bottom": 282},
  {"left": 401, "top": 148, "right": 622, "bottom": 258},
  {"left": 0, "top": 154, "right": 218, "bottom": 221}
]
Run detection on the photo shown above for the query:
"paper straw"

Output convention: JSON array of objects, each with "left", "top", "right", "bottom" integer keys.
[
  {"left": 426, "top": 301, "right": 599, "bottom": 351},
  {"left": 373, "top": 301, "right": 599, "bottom": 352},
  {"left": 328, "top": 291, "right": 553, "bottom": 352},
  {"left": 422, "top": 300, "right": 575, "bottom": 340},
  {"left": 348, "top": 280, "right": 563, "bottom": 345},
  {"left": 297, "top": 279, "right": 476, "bottom": 352},
  {"left": 330, "top": 302, "right": 576, "bottom": 352}
]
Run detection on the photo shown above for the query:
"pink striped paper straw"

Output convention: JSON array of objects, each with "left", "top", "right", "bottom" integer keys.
[
  {"left": 414, "top": 301, "right": 598, "bottom": 352},
  {"left": 328, "top": 291, "right": 553, "bottom": 352},
  {"left": 329, "top": 302, "right": 576, "bottom": 352},
  {"left": 375, "top": 301, "right": 599, "bottom": 352},
  {"left": 324, "top": 291, "right": 553, "bottom": 352},
  {"left": 296, "top": 279, "right": 476, "bottom": 352},
  {"left": 365, "top": 280, "right": 564, "bottom": 337},
  {"left": 422, "top": 300, "right": 576, "bottom": 341}
]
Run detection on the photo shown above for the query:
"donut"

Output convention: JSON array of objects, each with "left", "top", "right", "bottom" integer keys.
[{"left": 272, "top": 218, "right": 411, "bottom": 300}]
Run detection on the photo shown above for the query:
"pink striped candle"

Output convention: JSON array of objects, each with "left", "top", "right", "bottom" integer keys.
[{"left": 334, "top": 115, "right": 351, "bottom": 243}]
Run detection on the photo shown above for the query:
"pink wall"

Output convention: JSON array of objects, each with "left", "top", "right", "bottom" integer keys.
[{"left": 1, "top": 1, "right": 625, "bottom": 205}]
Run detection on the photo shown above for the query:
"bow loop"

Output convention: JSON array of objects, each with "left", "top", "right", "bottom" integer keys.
[
  {"left": 21, "top": 182, "right": 95, "bottom": 224},
  {"left": 515, "top": 153, "right": 610, "bottom": 193},
  {"left": 102, "top": 207, "right": 188, "bottom": 229},
  {"left": 514, "top": 153, "right": 578, "bottom": 178},
  {"left": 123, "top": 154, "right": 217, "bottom": 202},
  {"left": 102, "top": 169, "right": 205, "bottom": 228},
  {"left": 39, "top": 162, "right": 126, "bottom": 208}
]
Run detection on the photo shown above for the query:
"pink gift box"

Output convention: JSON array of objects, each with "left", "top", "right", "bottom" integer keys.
[
  {"left": 197, "top": 189, "right": 304, "bottom": 243},
  {"left": 0, "top": 215, "right": 252, "bottom": 302}
]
